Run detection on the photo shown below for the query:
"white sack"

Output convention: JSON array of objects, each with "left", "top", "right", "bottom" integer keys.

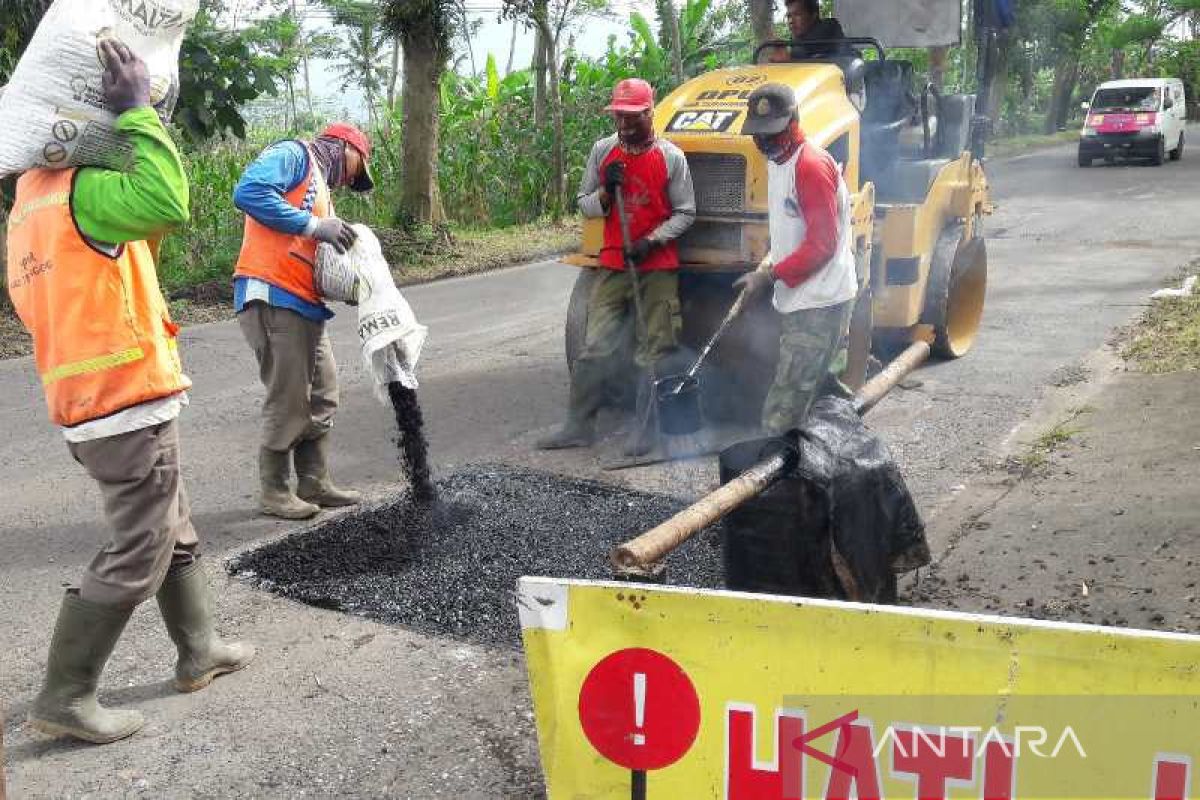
[
  {"left": 1150, "top": 275, "right": 1198, "bottom": 300},
  {"left": 316, "top": 225, "right": 428, "bottom": 400},
  {"left": 0, "top": 0, "right": 198, "bottom": 177}
]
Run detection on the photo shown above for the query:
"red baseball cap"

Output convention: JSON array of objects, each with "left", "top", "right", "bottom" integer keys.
[
  {"left": 321, "top": 121, "right": 374, "bottom": 192},
  {"left": 605, "top": 78, "right": 654, "bottom": 113}
]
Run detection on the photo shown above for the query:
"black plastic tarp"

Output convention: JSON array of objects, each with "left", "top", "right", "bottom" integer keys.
[{"left": 720, "top": 395, "right": 930, "bottom": 603}]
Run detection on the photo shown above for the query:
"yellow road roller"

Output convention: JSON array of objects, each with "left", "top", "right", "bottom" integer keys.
[{"left": 562, "top": 37, "right": 991, "bottom": 423}]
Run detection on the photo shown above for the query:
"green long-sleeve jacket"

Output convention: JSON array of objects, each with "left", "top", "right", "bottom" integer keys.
[{"left": 70, "top": 107, "right": 190, "bottom": 245}]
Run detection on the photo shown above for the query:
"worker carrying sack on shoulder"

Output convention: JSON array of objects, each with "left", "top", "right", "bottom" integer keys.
[
  {"left": 314, "top": 224, "right": 428, "bottom": 401},
  {"left": 0, "top": 0, "right": 198, "bottom": 177}
]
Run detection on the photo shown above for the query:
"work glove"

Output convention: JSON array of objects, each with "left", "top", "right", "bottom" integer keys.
[
  {"left": 733, "top": 261, "right": 775, "bottom": 298},
  {"left": 99, "top": 39, "right": 150, "bottom": 115},
  {"left": 625, "top": 237, "right": 656, "bottom": 265},
  {"left": 313, "top": 217, "right": 358, "bottom": 254},
  {"left": 603, "top": 161, "right": 626, "bottom": 194}
]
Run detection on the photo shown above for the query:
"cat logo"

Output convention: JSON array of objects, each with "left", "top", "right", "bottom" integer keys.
[{"left": 666, "top": 110, "right": 739, "bottom": 133}]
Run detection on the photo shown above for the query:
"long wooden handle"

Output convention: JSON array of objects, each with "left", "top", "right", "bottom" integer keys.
[{"left": 610, "top": 451, "right": 790, "bottom": 569}]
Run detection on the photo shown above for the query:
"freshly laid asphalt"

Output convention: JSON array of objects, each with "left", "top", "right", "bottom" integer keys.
[{"left": 3, "top": 136, "right": 1200, "bottom": 797}]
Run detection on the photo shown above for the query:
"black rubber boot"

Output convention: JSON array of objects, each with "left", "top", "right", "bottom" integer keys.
[
  {"left": 157, "top": 560, "right": 256, "bottom": 693},
  {"left": 537, "top": 359, "right": 607, "bottom": 450},
  {"left": 295, "top": 434, "right": 363, "bottom": 507},
  {"left": 28, "top": 591, "right": 145, "bottom": 744}
]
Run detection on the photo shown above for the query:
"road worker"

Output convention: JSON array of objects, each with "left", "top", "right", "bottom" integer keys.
[
  {"left": 734, "top": 82, "right": 857, "bottom": 433},
  {"left": 538, "top": 78, "right": 696, "bottom": 456},
  {"left": 6, "top": 42, "right": 254, "bottom": 744},
  {"left": 232, "top": 121, "right": 374, "bottom": 519}
]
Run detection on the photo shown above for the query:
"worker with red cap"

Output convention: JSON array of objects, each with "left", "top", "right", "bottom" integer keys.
[
  {"left": 538, "top": 78, "right": 696, "bottom": 456},
  {"left": 232, "top": 122, "right": 375, "bottom": 519}
]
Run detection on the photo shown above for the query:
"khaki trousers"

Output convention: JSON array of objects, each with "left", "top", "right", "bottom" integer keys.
[
  {"left": 578, "top": 269, "right": 681, "bottom": 370},
  {"left": 238, "top": 303, "right": 339, "bottom": 452},
  {"left": 762, "top": 300, "right": 853, "bottom": 435},
  {"left": 68, "top": 419, "right": 198, "bottom": 608}
]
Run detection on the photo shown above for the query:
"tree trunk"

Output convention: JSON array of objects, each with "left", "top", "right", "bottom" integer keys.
[
  {"left": 536, "top": 18, "right": 566, "bottom": 219},
  {"left": 749, "top": 0, "right": 775, "bottom": 47},
  {"left": 286, "top": 75, "right": 297, "bottom": 131},
  {"left": 532, "top": 10, "right": 548, "bottom": 128},
  {"left": 665, "top": 0, "right": 684, "bottom": 83},
  {"left": 1044, "top": 55, "right": 1080, "bottom": 134},
  {"left": 292, "top": 0, "right": 315, "bottom": 124},
  {"left": 506, "top": 16, "right": 519, "bottom": 74},
  {"left": 399, "top": 31, "right": 447, "bottom": 226},
  {"left": 928, "top": 45, "right": 949, "bottom": 90},
  {"left": 388, "top": 39, "right": 401, "bottom": 110},
  {"left": 462, "top": 12, "right": 477, "bottom": 75},
  {"left": 1111, "top": 48, "right": 1125, "bottom": 80}
]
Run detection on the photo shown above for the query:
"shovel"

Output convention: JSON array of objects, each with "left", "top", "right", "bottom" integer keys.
[{"left": 655, "top": 287, "right": 751, "bottom": 436}]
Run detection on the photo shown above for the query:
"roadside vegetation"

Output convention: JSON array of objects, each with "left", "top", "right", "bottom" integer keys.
[{"left": 1123, "top": 271, "right": 1200, "bottom": 373}]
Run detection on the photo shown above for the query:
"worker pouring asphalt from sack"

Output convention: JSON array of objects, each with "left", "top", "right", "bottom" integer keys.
[
  {"left": 232, "top": 121, "right": 376, "bottom": 519},
  {"left": 734, "top": 83, "right": 858, "bottom": 434},
  {"left": 538, "top": 78, "right": 696, "bottom": 456},
  {"left": 5, "top": 42, "right": 254, "bottom": 745}
]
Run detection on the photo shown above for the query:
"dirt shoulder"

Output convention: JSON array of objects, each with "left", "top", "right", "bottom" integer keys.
[
  {"left": 911, "top": 273, "right": 1200, "bottom": 633},
  {"left": 0, "top": 219, "right": 581, "bottom": 360}
]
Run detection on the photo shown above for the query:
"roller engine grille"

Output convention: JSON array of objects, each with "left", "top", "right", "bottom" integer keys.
[{"left": 686, "top": 153, "right": 747, "bottom": 214}]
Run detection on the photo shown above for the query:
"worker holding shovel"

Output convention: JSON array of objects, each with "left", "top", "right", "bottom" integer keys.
[
  {"left": 735, "top": 83, "right": 858, "bottom": 434},
  {"left": 6, "top": 41, "right": 253, "bottom": 744},
  {"left": 538, "top": 78, "right": 696, "bottom": 456},
  {"left": 232, "top": 121, "right": 375, "bottom": 519}
]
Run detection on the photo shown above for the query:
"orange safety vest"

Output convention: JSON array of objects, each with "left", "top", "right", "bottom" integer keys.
[
  {"left": 5, "top": 168, "right": 191, "bottom": 427},
  {"left": 233, "top": 142, "right": 331, "bottom": 304}
]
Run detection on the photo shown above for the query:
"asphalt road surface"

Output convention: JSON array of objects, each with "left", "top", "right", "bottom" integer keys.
[{"left": 3, "top": 138, "right": 1200, "bottom": 797}]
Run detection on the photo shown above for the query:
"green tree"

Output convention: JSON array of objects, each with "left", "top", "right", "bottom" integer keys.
[{"left": 175, "top": 5, "right": 288, "bottom": 140}]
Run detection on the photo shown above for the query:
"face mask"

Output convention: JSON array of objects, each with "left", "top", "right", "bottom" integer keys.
[{"left": 754, "top": 132, "right": 787, "bottom": 160}]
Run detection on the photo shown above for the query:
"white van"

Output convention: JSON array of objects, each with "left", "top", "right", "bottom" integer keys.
[{"left": 1078, "top": 78, "right": 1186, "bottom": 166}]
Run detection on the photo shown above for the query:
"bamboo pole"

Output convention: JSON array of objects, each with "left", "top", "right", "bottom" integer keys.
[
  {"left": 610, "top": 340, "right": 931, "bottom": 572},
  {"left": 610, "top": 450, "right": 792, "bottom": 570},
  {"left": 852, "top": 341, "right": 931, "bottom": 415}
]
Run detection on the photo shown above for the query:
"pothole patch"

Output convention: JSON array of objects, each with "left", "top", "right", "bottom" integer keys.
[{"left": 227, "top": 464, "right": 725, "bottom": 646}]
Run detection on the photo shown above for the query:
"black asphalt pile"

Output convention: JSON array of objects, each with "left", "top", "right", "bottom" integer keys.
[{"left": 227, "top": 464, "right": 724, "bottom": 646}]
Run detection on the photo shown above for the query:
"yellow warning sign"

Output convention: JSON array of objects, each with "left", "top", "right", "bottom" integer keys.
[{"left": 518, "top": 578, "right": 1200, "bottom": 799}]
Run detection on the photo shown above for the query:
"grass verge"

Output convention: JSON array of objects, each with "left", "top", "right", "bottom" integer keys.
[
  {"left": 988, "top": 130, "right": 1080, "bottom": 160},
  {"left": 379, "top": 218, "right": 579, "bottom": 286},
  {"left": 1122, "top": 270, "right": 1200, "bottom": 373}
]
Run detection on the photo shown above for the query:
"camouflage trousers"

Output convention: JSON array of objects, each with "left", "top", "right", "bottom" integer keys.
[
  {"left": 762, "top": 300, "right": 853, "bottom": 435},
  {"left": 577, "top": 268, "right": 681, "bottom": 369}
]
